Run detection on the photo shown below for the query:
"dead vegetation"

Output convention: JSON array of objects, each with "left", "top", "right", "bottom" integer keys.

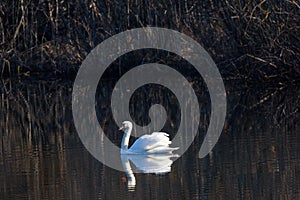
[{"left": 0, "top": 0, "right": 299, "bottom": 83}]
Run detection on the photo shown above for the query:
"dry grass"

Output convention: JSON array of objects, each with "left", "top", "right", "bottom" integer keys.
[{"left": 0, "top": 0, "right": 299, "bottom": 83}]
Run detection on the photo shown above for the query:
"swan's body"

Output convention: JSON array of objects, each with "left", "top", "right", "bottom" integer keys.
[{"left": 119, "top": 121, "right": 179, "bottom": 154}]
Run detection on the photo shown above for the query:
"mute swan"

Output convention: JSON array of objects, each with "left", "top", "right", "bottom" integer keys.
[{"left": 119, "top": 121, "right": 179, "bottom": 154}]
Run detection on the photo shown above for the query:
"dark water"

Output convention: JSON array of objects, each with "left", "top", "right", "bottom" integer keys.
[{"left": 0, "top": 78, "right": 299, "bottom": 200}]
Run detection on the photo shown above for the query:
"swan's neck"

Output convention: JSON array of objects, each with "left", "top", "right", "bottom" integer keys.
[{"left": 121, "top": 126, "right": 132, "bottom": 151}]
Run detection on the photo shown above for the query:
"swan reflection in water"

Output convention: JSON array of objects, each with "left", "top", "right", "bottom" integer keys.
[{"left": 121, "top": 154, "right": 178, "bottom": 191}]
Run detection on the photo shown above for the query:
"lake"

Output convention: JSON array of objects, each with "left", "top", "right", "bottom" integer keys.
[{"left": 0, "top": 77, "right": 299, "bottom": 199}]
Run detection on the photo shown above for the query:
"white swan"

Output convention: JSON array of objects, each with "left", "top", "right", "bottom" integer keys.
[{"left": 119, "top": 121, "right": 179, "bottom": 154}]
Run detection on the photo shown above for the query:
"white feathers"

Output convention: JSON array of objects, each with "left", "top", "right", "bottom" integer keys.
[{"left": 120, "top": 121, "right": 179, "bottom": 154}]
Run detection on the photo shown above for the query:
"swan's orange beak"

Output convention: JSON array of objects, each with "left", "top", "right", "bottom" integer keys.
[{"left": 119, "top": 126, "right": 125, "bottom": 131}]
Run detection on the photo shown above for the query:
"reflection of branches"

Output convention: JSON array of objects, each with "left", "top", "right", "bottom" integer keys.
[
  {"left": 0, "top": 79, "right": 73, "bottom": 143},
  {"left": 19, "top": 89, "right": 32, "bottom": 136}
]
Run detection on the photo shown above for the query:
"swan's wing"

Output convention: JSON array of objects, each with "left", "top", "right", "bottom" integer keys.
[{"left": 129, "top": 132, "right": 174, "bottom": 153}]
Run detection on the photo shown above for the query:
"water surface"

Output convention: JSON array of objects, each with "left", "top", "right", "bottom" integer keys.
[{"left": 0, "top": 78, "right": 299, "bottom": 199}]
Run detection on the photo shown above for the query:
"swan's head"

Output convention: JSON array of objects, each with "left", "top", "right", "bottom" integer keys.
[{"left": 119, "top": 121, "right": 133, "bottom": 132}]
